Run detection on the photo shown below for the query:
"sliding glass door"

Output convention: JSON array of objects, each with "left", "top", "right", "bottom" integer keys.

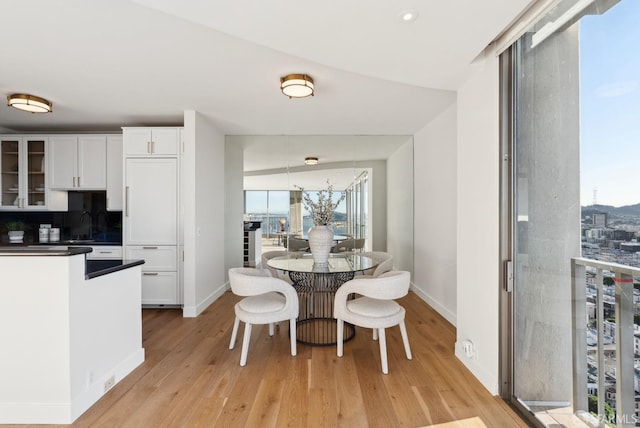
[{"left": 501, "top": 0, "right": 634, "bottom": 425}]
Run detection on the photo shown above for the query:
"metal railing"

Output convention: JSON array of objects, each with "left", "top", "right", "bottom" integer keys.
[{"left": 572, "top": 257, "right": 639, "bottom": 428}]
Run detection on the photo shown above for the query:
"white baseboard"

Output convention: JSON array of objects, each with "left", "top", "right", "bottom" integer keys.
[
  {"left": 454, "top": 344, "right": 499, "bottom": 395},
  {"left": 410, "top": 283, "right": 457, "bottom": 326},
  {"left": 183, "top": 282, "right": 229, "bottom": 318}
]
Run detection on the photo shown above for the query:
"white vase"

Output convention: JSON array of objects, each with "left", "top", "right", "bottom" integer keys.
[
  {"left": 8, "top": 230, "right": 24, "bottom": 243},
  {"left": 308, "top": 225, "right": 334, "bottom": 266}
]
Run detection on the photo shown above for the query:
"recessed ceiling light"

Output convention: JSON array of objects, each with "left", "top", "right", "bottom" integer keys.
[
  {"left": 304, "top": 157, "right": 319, "bottom": 165},
  {"left": 399, "top": 9, "right": 418, "bottom": 22}
]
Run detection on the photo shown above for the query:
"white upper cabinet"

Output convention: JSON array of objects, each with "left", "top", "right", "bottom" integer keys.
[
  {"left": 0, "top": 136, "right": 57, "bottom": 210},
  {"left": 49, "top": 135, "right": 106, "bottom": 189},
  {"left": 48, "top": 136, "right": 76, "bottom": 189},
  {"left": 123, "top": 128, "right": 179, "bottom": 156}
]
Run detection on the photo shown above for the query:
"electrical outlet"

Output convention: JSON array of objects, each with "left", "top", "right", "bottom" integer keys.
[
  {"left": 103, "top": 375, "right": 115, "bottom": 392},
  {"left": 462, "top": 340, "right": 475, "bottom": 359}
]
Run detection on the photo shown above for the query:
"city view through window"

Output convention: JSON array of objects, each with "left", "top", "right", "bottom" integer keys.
[
  {"left": 244, "top": 190, "right": 347, "bottom": 238},
  {"left": 579, "top": 1, "right": 640, "bottom": 424},
  {"left": 581, "top": 0, "right": 640, "bottom": 252}
]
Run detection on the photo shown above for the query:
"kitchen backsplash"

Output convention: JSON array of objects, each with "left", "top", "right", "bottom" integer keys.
[{"left": 0, "top": 191, "right": 122, "bottom": 244}]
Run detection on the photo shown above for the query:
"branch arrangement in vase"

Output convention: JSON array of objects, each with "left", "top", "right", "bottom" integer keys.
[{"left": 296, "top": 180, "right": 346, "bottom": 226}]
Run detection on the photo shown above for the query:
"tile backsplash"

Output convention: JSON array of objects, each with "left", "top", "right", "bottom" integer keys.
[{"left": 0, "top": 191, "right": 122, "bottom": 244}]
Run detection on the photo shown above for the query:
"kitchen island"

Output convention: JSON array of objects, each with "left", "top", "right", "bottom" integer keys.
[{"left": 0, "top": 246, "right": 145, "bottom": 424}]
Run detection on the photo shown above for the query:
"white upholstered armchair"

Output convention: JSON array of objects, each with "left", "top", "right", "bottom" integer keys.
[
  {"left": 228, "top": 267, "right": 299, "bottom": 366},
  {"left": 334, "top": 270, "right": 412, "bottom": 374}
]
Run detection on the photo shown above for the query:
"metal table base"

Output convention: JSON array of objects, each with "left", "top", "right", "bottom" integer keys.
[{"left": 290, "top": 271, "right": 355, "bottom": 346}]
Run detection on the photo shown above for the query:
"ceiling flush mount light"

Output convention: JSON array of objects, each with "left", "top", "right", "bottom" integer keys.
[
  {"left": 7, "top": 93, "right": 52, "bottom": 113},
  {"left": 304, "top": 156, "right": 319, "bottom": 165},
  {"left": 399, "top": 9, "right": 418, "bottom": 22},
  {"left": 280, "top": 74, "right": 315, "bottom": 98}
]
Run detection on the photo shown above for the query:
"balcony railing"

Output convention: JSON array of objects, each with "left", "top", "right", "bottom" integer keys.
[{"left": 572, "top": 257, "right": 640, "bottom": 428}]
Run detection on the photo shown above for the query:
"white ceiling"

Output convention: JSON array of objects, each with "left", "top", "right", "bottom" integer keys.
[
  {"left": 0, "top": 0, "right": 533, "bottom": 186},
  {"left": 0, "top": 0, "right": 533, "bottom": 136}
]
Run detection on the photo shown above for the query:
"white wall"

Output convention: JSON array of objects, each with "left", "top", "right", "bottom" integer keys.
[
  {"left": 412, "top": 104, "right": 457, "bottom": 325},
  {"left": 455, "top": 50, "right": 501, "bottom": 394},
  {"left": 182, "top": 111, "right": 228, "bottom": 317},
  {"left": 387, "top": 138, "right": 414, "bottom": 273}
]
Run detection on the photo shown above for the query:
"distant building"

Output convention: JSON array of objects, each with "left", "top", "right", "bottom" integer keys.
[
  {"left": 593, "top": 212, "right": 608, "bottom": 228},
  {"left": 621, "top": 242, "right": 640, "bottom": 252},
  {"left": 611, "top": 229, "right": 635, "bottom": 241},
  {"left": 586, "top": 228, "right": 605, "bottom": 239}
]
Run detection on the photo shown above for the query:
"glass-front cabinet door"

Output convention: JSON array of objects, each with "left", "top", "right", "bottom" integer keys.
[
  {"left": 0, "top": 136, "right": 48, "bottom": 210},
  {"left": 1, "top": 138, "right": 21, "bottom": 208},
  {"left": 26, "top": 139, "right": 46, "bottom": 207}
]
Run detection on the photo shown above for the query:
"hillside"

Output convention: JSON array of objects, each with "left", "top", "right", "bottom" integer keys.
[{"left": 582, "top": 203, "right": 640, "bottom": 219}]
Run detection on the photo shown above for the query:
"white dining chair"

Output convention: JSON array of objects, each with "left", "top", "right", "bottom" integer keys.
[
  {"left": 331, "top": 238, "right": 365, "bottom": 253},
  {"left": 228, "top": 267, "right": 299, "bottom": 366},
  {"left": 334, "top": 271, "right": 412, "bottom": 374},
  {"left": 359, "top": 251, "right": 393, "bottom": 277},
  {"left": 287, "top": 237, "right": 310, "bottom": 252},
  {"left": 261, "top": 250, "right": 297, "bottom": 283}
]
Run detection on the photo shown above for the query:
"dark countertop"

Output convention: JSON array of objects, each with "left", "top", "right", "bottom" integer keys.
[
  {"left": 32, "top": 241, "right": 122, "bottom": 246},
  {"left": 0, "top": 246, "right": 144, "bottom": 279},
  {"left": 0, "top": 246, "right": 92, "bottom": 256},
  {"left": 86, "top": 259, "right": 145, "bottom": 279}
]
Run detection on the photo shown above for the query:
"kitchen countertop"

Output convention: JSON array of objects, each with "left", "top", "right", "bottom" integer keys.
[
  {"left": 32, "top": 240, "right": 122, "bottom": 246},
  {"left": 0, "top": 246, "right": 93, "bottom": 256},
  {"left": 0, "top": 246, "right": 143, "bottom": 279},
  {"left": 85, "top": 259, "right": 145, "bottom": 279}
]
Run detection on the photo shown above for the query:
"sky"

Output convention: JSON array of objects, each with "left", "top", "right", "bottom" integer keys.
[{"left": 580, "top": 0, "right": 640, "bottom": 207}]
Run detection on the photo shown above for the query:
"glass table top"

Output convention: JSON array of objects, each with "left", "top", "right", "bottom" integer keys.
[{"left": 267, "top": 253, "right": 376, "bottom": 273}]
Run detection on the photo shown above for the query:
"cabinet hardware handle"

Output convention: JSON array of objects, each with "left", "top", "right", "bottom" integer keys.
[
  {"left": 73, "top": 177, "right": 77, "bottom": 187},
  {"left": 143, "top": 272, "right": 159, "bottom": 276},
  {"left": 99, "top": 251, "right": 112, "bottom": 254},
  {"left": 125, "top": 186, "right": 130, "bottom": 217},
  {"left": 142, "top": 246, "right": 158, "bottom": 249},
  {"left": 77, "top": 176, "right": 81, "bottom": 187},
  {"left": 151, "top": 141, "right": 155, "bottom": 154}
]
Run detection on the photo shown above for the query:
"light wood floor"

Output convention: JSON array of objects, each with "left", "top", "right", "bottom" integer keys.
[{"left": 11, "top": 291, "right": 530, "bottom": 428}]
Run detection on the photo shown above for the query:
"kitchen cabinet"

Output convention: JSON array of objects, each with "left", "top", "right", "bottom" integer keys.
[
  {"left": 126, "top": 246, "right": 178, "bottom": 305},
  {"left": 86, "top": 245, "right": 123, "bottom": 260},
  {"left": 49, "top": 135, "right": 106, "bottom": 189},
  {"left": 123, "top": 127, "right": 181, "bottom": 306},
  {"left": 106, "top": 135, "right": 123, "bottom": 211},
  {"left": 141, "top": 272, "right": 179, "bottom": 305},
  {"left": 125, "top": 246, "right": 176, "bottom": 270},
  {"left": 122, "top": 127, "right": 179, "bottom": 156},
  {"left": 124, "top": 158, "right": 177, "bottom": 245},
  {"left": 1, "top": 136, "right": 50, "bottom": 210}
]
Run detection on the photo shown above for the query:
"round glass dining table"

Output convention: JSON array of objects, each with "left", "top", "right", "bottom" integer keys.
[{"left": 267, "top": 253, "right": 377, "bottom": 346}]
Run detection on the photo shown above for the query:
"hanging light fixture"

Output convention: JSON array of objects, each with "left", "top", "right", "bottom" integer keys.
[
  {"left": 280, "top": 74, "right": 314, "bottom": 98},
  {"left": 304, "top": 156, "right": 319, "bottom": 165},
  {"left": 7, "top": 93, "right": 52, "bottom": 113}
]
